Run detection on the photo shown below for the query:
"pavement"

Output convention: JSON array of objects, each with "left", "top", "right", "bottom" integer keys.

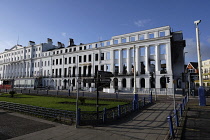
[
  {"left": 182, "top": 97, "right": 210, "bottom": 140},
  {"left": 0, "top": 97, "right": 177, "bottom": 140}
]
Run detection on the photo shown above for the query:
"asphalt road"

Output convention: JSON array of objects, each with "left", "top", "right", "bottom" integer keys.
[{"left": 0, "top": 110, "right": 55, "bottom": 140}]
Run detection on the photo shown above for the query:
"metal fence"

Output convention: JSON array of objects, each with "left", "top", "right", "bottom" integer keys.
[
  {"left": 78, "top": 95, "right": 152, "bottom": 125},
  {"left": 166, "top": 96, "right": 188, "bottom": 139},
  {"left": 0, "top": 101, "right": 75, "bottom": 124}
]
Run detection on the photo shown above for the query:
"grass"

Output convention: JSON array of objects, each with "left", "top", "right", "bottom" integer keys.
[{"left": 0, "top": 93, "right": 129, "bottom": 111}]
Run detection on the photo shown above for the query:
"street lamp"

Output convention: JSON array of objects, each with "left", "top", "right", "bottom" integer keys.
[
  {"left": 194, "top": 20, "right": 206, "bottom": 106},
  {"left": 133, "top": 45, "right": 138, "bottom": 109}
]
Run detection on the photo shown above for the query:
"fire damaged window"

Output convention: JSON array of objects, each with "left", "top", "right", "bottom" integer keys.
[
  {"left": 101, "top": 53, "right": 104, "bottom": 60},
  {"left": 160, "top": 60, "right": 167, "bottom": 74},
  {"left": 160, "top": 44, "right": 166, "bottom": 54}
]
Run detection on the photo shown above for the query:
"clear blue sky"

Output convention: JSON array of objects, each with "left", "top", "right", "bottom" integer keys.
[{"left": 0, "top": 0, "right": 210, "bottom": 63}]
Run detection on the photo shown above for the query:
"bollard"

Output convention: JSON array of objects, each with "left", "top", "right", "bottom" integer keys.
[
  {"left": 180, "top": 104, "right": 183, "bottom": 117},
  {"left": 167, "top": 115, "right": 175, "bottom": 138},
  {"left": 77, "top": 108, "right": 81, "bottom": 126},
  {"left": 150, "top": 90, "right": 153, "bottom": 103},
  {"left": 174, "top": 109, "right": 179, "bottom": 127},
  {"left": 132, "top": 100, "right": 136, "bottom": 110},
  {"left": 103, "top": 108, "right": 107, "bottom": 123},
  {"left": 21, "top": 89, "right": 22, "bottom": 94},
  {"left": 68, "top": 89, "right": 70, "bottom": 96},
  {"left": 118, "top": 105, "right": 121, "bottom": 117},
  {"left": 116, "top": 92, "right": 118, "bottom": 99}
]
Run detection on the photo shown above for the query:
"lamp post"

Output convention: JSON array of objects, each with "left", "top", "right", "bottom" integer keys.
[
  {"left": 133, "top": 45, "right": 138, "bottom": 108},
  {"left": 194, "top": 20, "right": 206, "bottom": 106}
]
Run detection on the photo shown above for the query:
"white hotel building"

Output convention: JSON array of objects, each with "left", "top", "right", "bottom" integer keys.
[{"left": 0, "top": 26, "right": 186, "bottom": 93}]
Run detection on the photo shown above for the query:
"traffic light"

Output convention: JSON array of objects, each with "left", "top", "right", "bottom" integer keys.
[{"left": 167, "top": 77, "right": 170, "bottom": 83}]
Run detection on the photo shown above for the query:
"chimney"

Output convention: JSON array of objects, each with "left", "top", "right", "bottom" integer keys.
[
  {"left": 28, "top": 41, "right": 35, "bottom": 46},
  {"left": 57, "top": 42, "right": 62, "bottom": 48},
  {"left": 69, "top": 38, "right": 75, "bottom": 46},
  {"left": 47, "top": 38, "right": 53, "bottom": 45}
]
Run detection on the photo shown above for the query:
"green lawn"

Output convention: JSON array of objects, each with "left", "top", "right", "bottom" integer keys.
[{"left": 0, "top": 93, "right": 129, "bottom": 111}]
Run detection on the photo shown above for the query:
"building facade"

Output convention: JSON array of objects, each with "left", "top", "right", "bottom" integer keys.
[{"left": 0, "top": 26, "right": 186, "bottom": 93}]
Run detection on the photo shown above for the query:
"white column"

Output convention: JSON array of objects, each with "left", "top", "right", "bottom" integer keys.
[
  {"left": 145, "top": 46, "right": 150, "bottom": 73},
  {"left": 119, "top": 49, "right": 122, "bottom": 74},
  {"left": 155, "top": 44, "right": 160, "bottom": 74},
  {"left": 110, "top": 50, "right": 114, "bottom": 72},
  {"left": 91, "top": 54, "right": 94, "bottom": 75},
  {"left": 166, "top": 43, "right": 172, "bottom": 74},
  {"left": 127, "top": 48, "right": 131, "bottom": 73}
]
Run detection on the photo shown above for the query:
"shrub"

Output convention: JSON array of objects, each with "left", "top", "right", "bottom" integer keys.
[
  {"left": 78, "top": 97, "right": 86, "bottom": 105},
  {"left": 9, "top": 91, "right": 16, "bottom": 98}
]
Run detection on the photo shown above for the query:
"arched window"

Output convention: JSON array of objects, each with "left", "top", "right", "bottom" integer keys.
[
  {"left": 122, "top": 78, "right": 126, "bottom": 88},
  {"left": 113, "top": 78, "right": 118, "bottom": 90},
  {"left": 140, "top": 78, "right": 145, "bottom": 88}
]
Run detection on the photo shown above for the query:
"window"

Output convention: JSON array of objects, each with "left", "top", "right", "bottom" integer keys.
[
  {"left": 95, "top": 44, "right": 98, "bottom": 48},
  {"left": 149, "top": 33, "right": 154, "bottom": 38},
  {"left": 106, "top": 52, "right": 110, "bottom": 60},
  {"left": 95, "top": 54, "right": 98, "bottom": 61},
  {"left": 79, "top": 47, "right": 82, "bottom": 50},
  {"left": 73, "top": 57, "right": 76, "bottom": 63},
  {"left": 53, "top": 60, "right": 55, "bottom": 65},
  {"left": 139, "top": 34, "right": 144, "bottom": 40},
  {"left": 88, "top": 54, "right": 91, "bottom": 62},
  {"left": 122, "top": 49, "right": 127, "bottom": 58},
  {"left": 48, "top": 61, "right": 50, "bottom": 66},
  {"left": 101, "top": 53, "right": 104, "bottom": 60},
  {"left": 60, "top": 50, "right": 62, "bottom": 53},
  {"left": 60, "top": 58, "right": 62, "bottom": 65},
  {"left": 84, "top": 55, "right": 86, "bottom": 62},
  {"left": 130, "top": 36, "right": 135, "bottom": 42},
  {"left": 65, "top": 58, "right": 67, "bottom": 64},
  {"left": 89, "top": 45, "right": 92, "bottom": 49},
  {"left": 130, "top": 48, "right": 134, "bottom": 57},
  {"left": 159, "top": 31, "right": 165, "bottom": 37},
  {"left": 79, "top": 56, "right": 82, "bottom": 63},
  {"left": 65, "top": 49, "right": 68, "bottom": 53},
  {"left": 114, "top": 50, "right": 119, "bottom": 59},
  {"left": 56, "top": 59, "right": 58, "bottom": 65},
  {"left": 100, "top": 42, "right": 104, "bottom": 47},
  {"left": 69, "top": 57, "right": 71, "bottom": 64},
  {"left": 106, "top": 64, "right": 111, "bottom": 71},
  {"left": 73, "top": 48, "right": 76, "bottom": 51},
  {"left": 160, "top": 44, "right": 166, "bottom": 54},
  {"left": 84, "top": 46, "right": 86, "bottom": 50},
  {"left": 121, "top": 38, "right": 126, "bottom": 43},
  {"left": 114, "top": 39, "right": 118, "bottom": 44},
  {"left": 140, "top": 47, "right": 145, "bottom": 56},
  {"left": 150, "top": 46, "right": 155, "bottom": 55},
  {"left": 160, "top": 60, "right": 167, "bottom": 74},
  {"left": 106, "top": 41, "right": 110, "bottom": 46}
]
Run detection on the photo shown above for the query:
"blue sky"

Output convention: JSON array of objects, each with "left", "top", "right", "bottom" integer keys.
[{"left": 0, "top": 0, "right": 210, "bottom": 63}]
